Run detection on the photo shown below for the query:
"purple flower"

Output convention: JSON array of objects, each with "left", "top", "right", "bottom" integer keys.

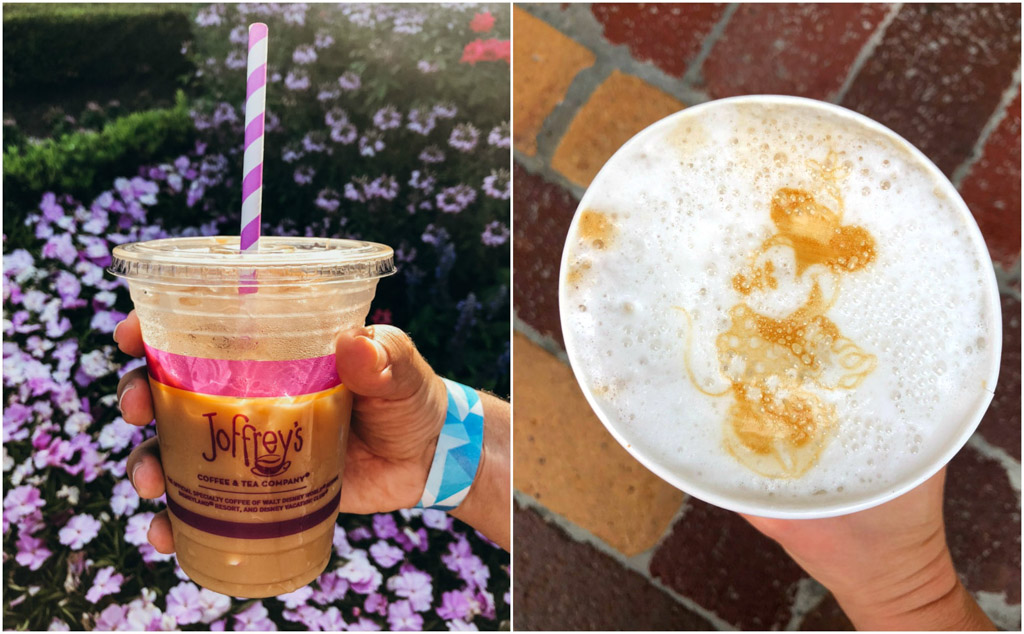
[
  {"left": 94, "top": 604, "right": 127, "bottom": 630},
  {"left": 48, "top": 617, "right": 71, "bottom": 631},
  {"left": 433, "top": 103, "right": 458, "bottom": 119},
  {"left": 314, "top": 31, "right": 335, "bottom": 49},
  {"left": 387, "top": 600, "right": 423, "bottom": 630},
  {"left": 319, "top": 606, "right": 345, "bottom": 630},
  {"left": 85, "top": 566, "right": 124, "bottom": 603},
  {"left": 417, "top": 60, "right": 439, "bottom": 74},
  {"left": 4, "top": 249, "right": 36, "bottom": 281},
  {"left": 437, "top": 185, "right": 477, "bottom": 213},
  {"left": 58, "top": 514, "right": 102, "bottom": 550},
  {"left": 54, "top": 271, "right": 82, "bottom": 307},
  {"left": 213, "top": 102, "right": 238, "bottom": 126},
  {"left": 481, "top": 221, "right": 510, "bottom": 247},
  {"left": 90, "top": 310, "right": 126, "bottom": 334},
  {"left": 302, "top": 132, "right": 327, "bottom": 153},
  {"left": 369, "top": 540, "right": 404, "bottom": 567},
  {"left": 165, "top": 582, "right": 203, "bottom": 624},
  {"left": 283, "top": 2, "right": 307, "bottom": 24},
  {"left": 195, "top": 5, "right": 222, "bottom": 26},
  {"left": 197, "top": 588, "right": 231, "bottom": 624},
  {"left": 5, "top": 485, "right": 45, "bottom": 522},
  {"left": 387, "top": 566, "right": 433, "bottom": 612},
  {"left": 338, "top": 71, "right": 361, "bottom": 91},
  {"left": 365, "top": 175, "right": 399, "bottom": 200},
  {"left": 419, "top": 146, "right": 445, "bottom": 164},
  {"left": 482, "top": 170, "right": 510, "bottom": 200},
  {"left": 347, "top": 617, "right": 383, "bottom": 631},
  {"left": 373, "top": 106, "right": 402, "bottom": 130},
  {"left": 338, "top": 551, "right": 383, "bottom": 594},
  {"left": 325, "top": 107, "right": 348, "bottom": 127},
  {"left": 294, "top": 166, "right": 316, "bottom": 185},
  {"left": 348, "top": 526, "right": 373, "bottom": 542},
  {"left": 448, "top": 618, "right": 481, "bottom": 631},
  {"left": 293, "top": 44, "right": 317, "bottom": 65},
  {"left": 488, "top": 122, "right": 511, "bottom": 148},
  {"left": 334, "top": 525, "right": 354, "bottom": 556},
  {"left": 233, "top": 601, "right": 277, "bottom": 630},
  {"left": 422, "top": 509, "right": 450, "bottom": 531},
  {"left": 42, "top": 233, "right": 77, "bottom": 266},
  {"left": 285, "top": 70, "right": 310, "bottom": 91},
  {"left": 449, "top": 123, "right": 480, "bottom": 152},
  {"left": 277, "top": 585, "right": 313, "bottom": 609},
  {"left": 394, "top": 526, "right": 429, "bottom": 553},
  {"left": 359, "top": 132, "right": 385, "bottom": 157},
  {"left": 15, "top": 533, "right": 52, "bottom": 571},
  {"left": 365, "top": 591, "right": 388, "bottom": 616},
  {"left": 406, "top": 108, "right": 437, "bottom": 136},
  {"left": 331, "top": 123, "right": 358, "bottom": 145},
  {"left": 229, "top": 25, "right": 248, "bottom": 44},
  {"left": 373, "top": 514, "right": 398, "bottom": 539},
  {"left": 315, "top": 188, "right": 341, "bottom": 212},
  {"left": 437, "top": 589, "right": 474, "bottom": 621},
  {"left": 110, "top": 479, "right": 140, "bottom": 517},
  {"left": 39, "top": 192, "right": 64, "bottom": 222},
  {"left": 312, "top": 570, "right": 349, "bottom": 605},
  {"left": 282, "top": 144, "right": 304, "bottom": 163},
  {"left": 225, "top": 50, "right": 247, "bottom": 70},
  {"left": 125, "top": 511, "right": 155, "bottom": 546},
  {"left": 282, "top": 605, "right": 323, "bottom": 629}
]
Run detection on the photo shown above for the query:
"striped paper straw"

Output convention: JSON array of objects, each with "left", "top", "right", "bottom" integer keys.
[{"left": 241, "top": 22, "right": 268, "bottom": 253}]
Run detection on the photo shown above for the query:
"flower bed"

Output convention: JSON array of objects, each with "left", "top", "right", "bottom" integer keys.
[{"left": 3, "top": 3, "right": 510, "bottom": 630}]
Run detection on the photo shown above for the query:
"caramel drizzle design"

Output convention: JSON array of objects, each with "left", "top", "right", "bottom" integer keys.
[{"left": 682, "top": 151, "right": 878, "bottom": 479}]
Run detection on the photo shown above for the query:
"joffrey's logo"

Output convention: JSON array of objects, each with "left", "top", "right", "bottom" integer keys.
[{"left": 200, "top": 412, "right": 304, "bottom": 477}]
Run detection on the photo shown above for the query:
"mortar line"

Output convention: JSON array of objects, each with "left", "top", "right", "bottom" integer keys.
[
  {"left": 967, "top": 434, "right": 1021, "bottom": 494},
  {"left": 833, "top": 3, "right": 903, "bottom": 104},
  {"left": 680, "top": 3, "right": 739, "bottom": 90},
  {"left": 512, "top": 315, "right": 570, "bottom": 365},
  {"left": 513, "top": 151, "right": 587, "bottom": 201},
  {"left": 951, "top": 63, "right": 1022, "bottom": 189},
  {"left": 515, "top": 490, "right": 737, "bottom": 631},
  {"left": 523, "top": 2, "right": 712, "bottom": 106},
  {"left": 993, "top": 259, "right": 1022, "bottom": 301}
]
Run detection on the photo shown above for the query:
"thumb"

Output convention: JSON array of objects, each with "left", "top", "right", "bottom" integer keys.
[{"left": 335, "top": 325, "right": 438, "bottom": 400}]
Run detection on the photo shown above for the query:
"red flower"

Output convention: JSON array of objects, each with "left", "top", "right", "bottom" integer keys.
[
  {"left": 469, "top": 11, "right": 495, "bottom": 33},
  {"left": 460, "top": 38, "right": 511, "bottom": 65},
  {"left": 370, "top": 308, "right": 393, "bottom": 325}
]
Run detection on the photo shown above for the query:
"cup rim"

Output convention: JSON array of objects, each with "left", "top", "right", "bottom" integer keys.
[
  {"left": 557, "top": 94, "right": 1003, "bottom": 519},
  {"left": 110, "top": 235, "right": 396, "bottom": 286}
]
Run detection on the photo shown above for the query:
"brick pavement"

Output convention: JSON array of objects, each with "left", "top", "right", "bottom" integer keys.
[{"left": 512, "top": 3, "right": 1021, "bottom": 630}]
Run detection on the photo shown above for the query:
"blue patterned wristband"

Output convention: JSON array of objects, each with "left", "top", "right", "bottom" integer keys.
[{"left": 416, "top": 379, "right": 484, "bottom": 511}]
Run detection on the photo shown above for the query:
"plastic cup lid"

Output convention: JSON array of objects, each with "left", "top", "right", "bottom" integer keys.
[{"left": 109, "top": 236, "right": 395, "bottom": 287}]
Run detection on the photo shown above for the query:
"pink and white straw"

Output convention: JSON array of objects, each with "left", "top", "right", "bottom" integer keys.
[{"left": 241, "top": 23, "right": 268, "bottom": 253}]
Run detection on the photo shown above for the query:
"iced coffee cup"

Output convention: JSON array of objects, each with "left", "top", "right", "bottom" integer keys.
[{"left": 110, "top": 236, "right": 394, "bottom": 597}]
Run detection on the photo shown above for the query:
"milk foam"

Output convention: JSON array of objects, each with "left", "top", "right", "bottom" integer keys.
[{"left": 560, "top": 98, "right": 1001, "bottom": 513}]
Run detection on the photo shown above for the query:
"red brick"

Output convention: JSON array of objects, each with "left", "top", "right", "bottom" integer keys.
[
  {"left": 514, "top": 505, "right": 714, "bottom": 630},
  {"left": 945, "top": 444, "right": 1021, "bottom": 604},
  {"left": 798, "top": 593, "right": 855, "bottom": 631},
  {"left": 976, "top": 294, "right": 1021, "bottom": 460},
  {"left": 841, "top": 4, "right": 1021, "bottom": 177},
  {"left": 512, "top": 165, "right": 578, "bottom": 347},
  {"left": 959, "top": 89, "right": 1022, "bottom": 267},
  {"left": 702, "top": 4, "right": 889, "bottom": 99},
  {"left": 649, "top": 498, "right": 808, "bottom": 629},
  {"left": 591, "top": 3, "right": 727, "bottom": 78}
]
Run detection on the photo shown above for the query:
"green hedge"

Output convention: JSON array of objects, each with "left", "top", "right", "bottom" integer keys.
[
  {"left": 3, "top": 91, "right": 195, "bottom": 236},
  {"left": 3, "top": 3, "right": 193, "bottom": 91}
]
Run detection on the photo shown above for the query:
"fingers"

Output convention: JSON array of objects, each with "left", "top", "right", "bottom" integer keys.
[
  {"left": 116, "top": 367, "right": 154, "bottom": 426},
  {"left": 336, "top": 325, "right": 439, "bottom": 401},
  {"left": 148, "top": 510, "right": 175, "bottom": 554},
  {"left": 126, "top": 437, "right": 165, "bottom": 499},
  {"left": 113, "top": 311, "right": 145, "bottom": 358}
]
